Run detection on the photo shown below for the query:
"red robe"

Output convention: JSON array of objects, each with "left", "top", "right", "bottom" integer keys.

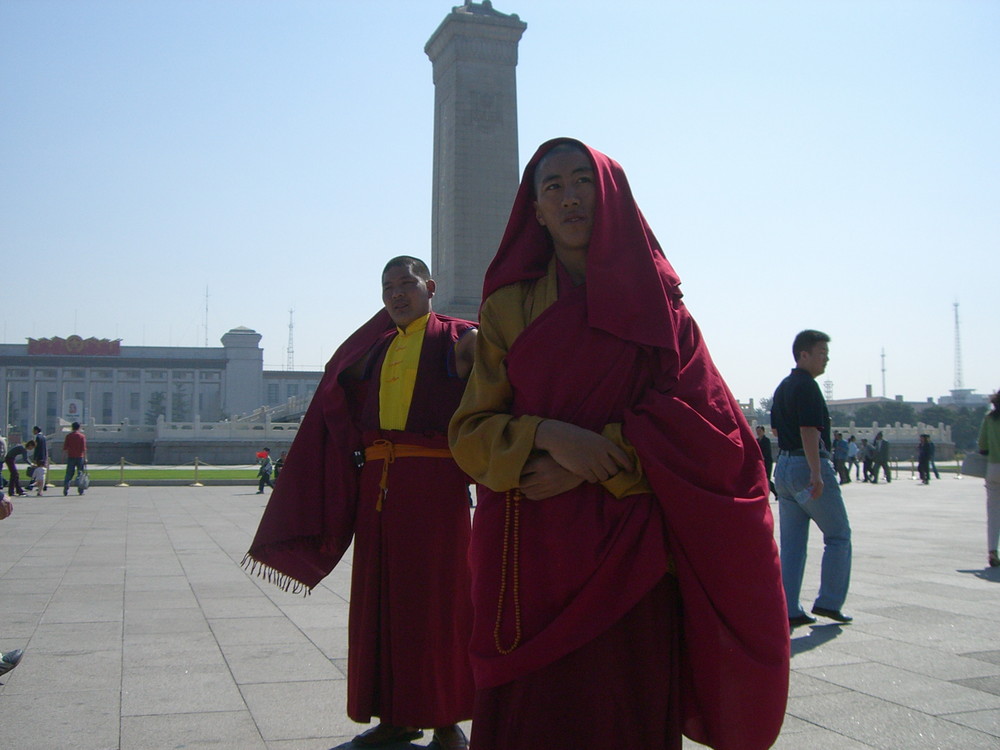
[
  {"left": 245, "top": 310, "right": 476, "bottom": 728},
  {"left": 454, "top": 138, "right": 789, "bottom": 750}
]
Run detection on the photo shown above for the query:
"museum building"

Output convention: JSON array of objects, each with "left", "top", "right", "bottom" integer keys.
[{"left": 0, "top": 328, "right": 322, "bottom": 438}]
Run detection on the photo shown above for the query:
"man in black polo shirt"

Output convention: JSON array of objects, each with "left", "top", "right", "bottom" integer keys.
[{"left": 770, "top": 330, "right": 852, "bottom": 628}]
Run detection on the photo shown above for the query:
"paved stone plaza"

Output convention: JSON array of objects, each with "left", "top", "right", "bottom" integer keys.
[{"left": 0, "top": 474, "right": 997, "bottom": 749}]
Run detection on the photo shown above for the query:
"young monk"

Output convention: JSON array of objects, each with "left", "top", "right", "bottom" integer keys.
[
  {"left": 449, "top": 139, "right": 789, "bottom": 750},
  {"left": 246, "top": 256, "right": 476, "bottom": 749}
]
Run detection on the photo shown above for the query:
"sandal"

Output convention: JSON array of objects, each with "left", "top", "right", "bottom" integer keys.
[
  {"left": 431, "top": 725, "right": 469, "bottom": 749},
  {"left": 352, "top": 724, "right": 423, "bottom": 747}
]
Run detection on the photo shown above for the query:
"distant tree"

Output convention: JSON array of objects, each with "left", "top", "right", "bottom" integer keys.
[
  {"left": 171, "top": 383, "right": 191, "bottom": 422},
  {"left": 854, "top": 401, "right": 917, "bottom": 427},
  {"left": 144, "top": 391, "right": 166, "bottom": 425},
  {"left": 917, "top": 406, "right": 954, "bottom": 428},
  {"left": 751, "top": 396, "right": 774, "bottom": 427},
  {"left": 912, "top": 405, "right": 986, "bottom": 451},
  {"left": 946, "top": 407, "right": 987, "bottom": 450}
]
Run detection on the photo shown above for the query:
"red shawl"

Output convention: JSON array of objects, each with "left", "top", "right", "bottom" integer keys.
[
  {"left": 244, "top": 309, "right": 477, "bottom": 591},
  {"left": 479, "top": 138, "right": 789, "bottom": 750},
  {"left": 241, "top": 309, "right": 394, "bottom": 591}
]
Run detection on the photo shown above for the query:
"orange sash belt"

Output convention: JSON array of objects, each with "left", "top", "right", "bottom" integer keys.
[{"left": 363, "top": 438, "right": 454, "bottom": 512}]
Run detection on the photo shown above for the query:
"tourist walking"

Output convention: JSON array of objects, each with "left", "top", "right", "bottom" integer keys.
[
  {"left": 771, "top": 329, "right": 853, "bottom": 628},
  {"left": 871, "top": 431, "right": 892, "bottom": 483},
  {"left": 833, "top": 431, "right": 851, "bottom": 484},
  {"left": 860, "top": 438, "right": 875, "bottom": 482},
  {"left": 916, "top": 434, "right": 933, "bottom": 485},
  {"left": 30, "top": 427, "right": 48, "bottom": 495},
  {"left": 256, "top": 448, "right": 274, "bottom": 494},
  {"left": 757, "top": 425, "right": 776, "bottom": 498},
  {"left": 977, "top": 391, "right": 1000, "bottom": 568},
  {"left": 62, "top": 421, "right": 88, "bottom": 496},
  {"left": 847, "top": 435, "right": 861, "bottom": 480}
]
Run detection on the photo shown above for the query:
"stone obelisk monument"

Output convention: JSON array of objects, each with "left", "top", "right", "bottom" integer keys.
[{"left": 425, "top": 1, "right": 526, "bottom": 320}]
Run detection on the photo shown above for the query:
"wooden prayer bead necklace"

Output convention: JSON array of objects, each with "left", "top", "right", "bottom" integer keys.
[{"left": 493, "top": 489, "right": 523, "bottom": 654}]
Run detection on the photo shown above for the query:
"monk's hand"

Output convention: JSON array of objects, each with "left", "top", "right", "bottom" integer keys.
[
  {"left": 534, "top": 419, "right": 632, "bottom": 484},
  {"left": 519, "top": 454, "right": 584, "bottom": 500}
]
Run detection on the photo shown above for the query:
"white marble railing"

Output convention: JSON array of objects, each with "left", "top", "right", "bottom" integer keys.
[
  {"left": 233, "top": 395, "right": 311, "bottom": 422},
  {"left": 749, "top": 420, "right": 953, "bottom": 444},
  {"left": 64, "top": 416, "right": 299, "bottom": 442}
]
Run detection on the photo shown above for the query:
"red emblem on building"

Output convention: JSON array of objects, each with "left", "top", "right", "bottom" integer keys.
[{"left": 27, "top": 336, "right": 122, "bottom": 356}]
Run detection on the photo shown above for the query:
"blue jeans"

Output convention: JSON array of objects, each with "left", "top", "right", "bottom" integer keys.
[
  {"left": 64, "top": 457, "right": 86, "bottom": 493},
  {"left": 775, "top": 454, "right": 852, "bottom": 617}
]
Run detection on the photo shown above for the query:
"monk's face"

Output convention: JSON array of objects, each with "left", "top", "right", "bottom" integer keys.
[
  {"left": 382, "top": 263, "right": 435, "bottom": 329},
  {"left": 534, "top": 149, "right": 596, "bottom": 255}
]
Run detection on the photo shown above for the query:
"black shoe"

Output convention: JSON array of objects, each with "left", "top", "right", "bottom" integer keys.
[
  {"left": 352, "top": 724, "right": 424, "bottom": 747},
  {"left": 812, "top": 606, "right": 853, "bottom": 623},
  {"left": 789, "top": 614, "right": 817, "bottom": 627},
  {"left": 63, "top": 487, "right": 69, "bottom": 496}
]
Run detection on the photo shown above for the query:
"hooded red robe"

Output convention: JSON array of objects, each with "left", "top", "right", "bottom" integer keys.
[{"left": 449, "top": 138, "right": 789, "bottom": 750}]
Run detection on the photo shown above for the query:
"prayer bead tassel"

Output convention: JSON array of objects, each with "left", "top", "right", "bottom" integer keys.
[{"left": 494, "top": 489, "right": 522, "bottom": 654}]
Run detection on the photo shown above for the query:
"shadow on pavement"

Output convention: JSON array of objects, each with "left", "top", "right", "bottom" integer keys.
[
  {"left": 329, "top": 739, "right": 438, "bottom": 750},
  {"left": 791, "top": 623, "right": 845, "bottom": 655},
  {"left": 958, "top": 566, "right": 1000, "bottom": 583}
]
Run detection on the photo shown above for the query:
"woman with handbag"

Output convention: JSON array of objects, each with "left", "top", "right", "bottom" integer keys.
[{"left": 978, "top": 390, "right": 1000, "bottom": 568}]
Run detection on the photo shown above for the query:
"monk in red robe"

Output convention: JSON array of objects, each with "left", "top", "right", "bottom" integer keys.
[
  {"left": 245, "top": 256, "right": 477, "bottom": 749},
  {"left": 449, "top": 140, "right": 789, "bottom": 750}
]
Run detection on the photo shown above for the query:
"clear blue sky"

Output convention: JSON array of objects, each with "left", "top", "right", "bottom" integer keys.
[{"left": 3, "top": 0, "right": 996, "bottom": 406}]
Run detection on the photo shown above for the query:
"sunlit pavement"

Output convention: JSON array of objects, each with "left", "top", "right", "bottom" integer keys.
[{"left": 1, "top": 476, "right": 997, "bottom": 749}]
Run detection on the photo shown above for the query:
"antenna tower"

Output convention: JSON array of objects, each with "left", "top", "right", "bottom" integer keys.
[
  {"left": 953, "top": 301, "right": 963, "bottom": 389},
  {"left": 880, "top": 347, "right": 886, "bottom": 397},
  {"left": 286, "top": 309, "right": 295, "bottom": 371}
]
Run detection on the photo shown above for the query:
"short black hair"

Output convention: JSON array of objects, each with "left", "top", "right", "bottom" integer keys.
[
  {"left": 382, "top": 256, "right": 431, "bottom": 280},
  {"left": 533, "top": 142, "right": 588, "bottom": 197},
  {"left": 71, "top": 421, "right": 80, "bottom": 430},
  {"left": 32, "top": 425, "right": 41, "bottom": 433},
  {"left": 792, "top": 330, "right": 830, "bottom": 360}
]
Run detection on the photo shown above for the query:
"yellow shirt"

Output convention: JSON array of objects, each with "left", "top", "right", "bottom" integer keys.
[{"left": 379, "top": 313, "right": 429, "bottom": 431}]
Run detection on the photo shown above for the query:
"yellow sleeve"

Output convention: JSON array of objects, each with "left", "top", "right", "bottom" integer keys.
[
  {"left": 600, "top": 422, "right": 652, "bottom": 498},
  {"left": 448, "top": 285, "right": 544, "bottom": 492}
]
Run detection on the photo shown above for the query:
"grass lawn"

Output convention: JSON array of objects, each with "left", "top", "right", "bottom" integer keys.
[{"left": 83, "top": 469, "right": 256, "bottom": 481}]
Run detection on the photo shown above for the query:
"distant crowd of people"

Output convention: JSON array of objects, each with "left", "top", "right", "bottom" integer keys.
[
  {"left": 760, "top": 427, "right": 942, "bottom": 490},
  {"left": 1, "top": 423, "right": 89, "bottom": 498}
]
